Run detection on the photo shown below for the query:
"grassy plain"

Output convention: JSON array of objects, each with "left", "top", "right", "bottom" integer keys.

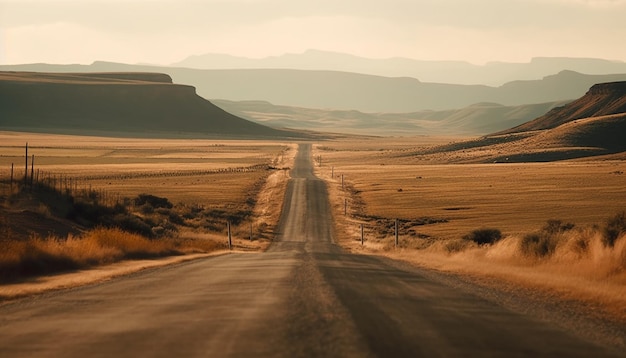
[
  {"left": 315, "top": 137, "right": 626, "bottom": 240},
  {"left": 314, "top": 138, "right": 626, "bottom": 324},
  {"left": 0, "top": 132, "right": 291, "bottom": 207},
  {"left": 0, "top": 131, "right": 295, "bottom": 285}
]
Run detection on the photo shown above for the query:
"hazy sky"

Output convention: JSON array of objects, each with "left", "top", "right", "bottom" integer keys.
[{"left": 1, "top": 0, "right": 626, "bottom": 65}]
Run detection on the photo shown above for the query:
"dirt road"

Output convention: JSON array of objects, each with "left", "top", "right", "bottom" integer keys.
[{"left": 0, "top": 144, "right": 622, "bottom": 357}]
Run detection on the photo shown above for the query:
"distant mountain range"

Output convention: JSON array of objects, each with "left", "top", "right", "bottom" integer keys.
[
  {"left": 172, "top": 49, "right": 626, "bottom": 86},
  {"left": 0, "top": 72, "right": 301, "bottom": 138},
  {"left": 2, "top": 69, "right": 624, "bottom": 162},
  {"left": 212, "top": 99, "right": 569, "bottom": 136},
  {"left": 3, "top": 62, "right": 626, "bottom": 113}
]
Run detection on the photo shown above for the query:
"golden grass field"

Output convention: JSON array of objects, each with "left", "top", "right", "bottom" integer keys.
[
  {"left": 314, "top": 138, "right": 626, "bottom": 323},
  {"left": 0, "top": 131, "right": 295, "bottom": 285},
  {"left": 315, "top": 137, "right": 626, "bottom": 240},
  {"left": 0, "top": 132, "right": 291, "bottom": 207}
]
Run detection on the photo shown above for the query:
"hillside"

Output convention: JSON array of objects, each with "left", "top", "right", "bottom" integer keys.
[
  {"left": 0, "top": 71, "right": 300, "bottom": 138},
  {"left": 3, "top": 63, "right": 626, "bottom": 113},
  {"left": 213, "top": 99, "right": 568, "bottom": 135},
  {"left": 501, "top": 81, "right": 626, "bottom": 134},
  {"left": 401, "top": 82, "right": 626, "bottom": 163}
]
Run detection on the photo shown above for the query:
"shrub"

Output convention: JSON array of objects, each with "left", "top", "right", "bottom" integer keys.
[
  {"left": 520, "top": 219, "right": 574, "bottom": 258},
  {"left": 109, "top": 213, "right": 154, "bottom": 238},
  {"left": 134, "top": 194, "right": 173, "bottom": 209},
  {"left": 168, "top": 212, "right": 185, "bottom": 226},
  {"left": 67, "top": 200, "right": 117, "bottom": 224},
  {"left": 463, "top": 228, "right": 502, "bottom": 245},
  {"left": 543, "top": 219, "right": 575, "bottom": 235},
  {"left": 603, "top": 211, "right": 626, "bottom": 247},
  {"left": 139, "top": 203, "right": 155, "bottom": 215},
  {"left": 521, "top": 233, "right": 558, "bottom": 257}
]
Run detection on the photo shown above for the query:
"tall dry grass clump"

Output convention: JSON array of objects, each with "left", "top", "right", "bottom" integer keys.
[
  {"left": 466, "top": 215, "right": 626, "bottom": 282},
  {"left": 0, "top": 228, "right": 182, "bottom": 282}
]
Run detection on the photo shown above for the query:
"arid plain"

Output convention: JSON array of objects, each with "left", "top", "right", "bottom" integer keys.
[
  {"left": 313, "top": 137, "right": 626, "bottom": 328},
  {"left": 1, "top": 130, "right": 625, "bottom": 353},
  {"left": 0, "top": 131, "right": 295, "bottom": 296}
]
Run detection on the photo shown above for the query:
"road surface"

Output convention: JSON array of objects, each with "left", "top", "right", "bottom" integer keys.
[{"left": 0, "top": 144, "right": 623, "bottom": 357}]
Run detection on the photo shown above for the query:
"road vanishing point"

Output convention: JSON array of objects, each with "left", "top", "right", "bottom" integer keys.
[{"left": 0, "top": 144, "right": 623, "bottom": 357}]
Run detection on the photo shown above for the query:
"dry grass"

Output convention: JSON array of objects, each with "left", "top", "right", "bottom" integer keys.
[
  {"left": 0, "top": 228, "right": 181, "bottom": 282},
  {"left": 0, "top": 132, "right": 295, "bottom": 282},
  {"left": 315, "top": 139, "right": 626, "bottom": 322},
  {"left": 315, "top": 140, "right": 626, "bottom": 240},
  {"left": 0, "top": 131, "right": 290, "bottom": 206}
]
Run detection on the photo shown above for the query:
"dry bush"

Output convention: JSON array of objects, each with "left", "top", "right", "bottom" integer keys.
[
  {"left": 520, "top": 220, "right": 575, "bottom": 258},
  {"left": 603, "top": 211, "right": 626, "bottom": 247},
  {"left": 463, "top": 228, "right": 503, "bottom": 245}
]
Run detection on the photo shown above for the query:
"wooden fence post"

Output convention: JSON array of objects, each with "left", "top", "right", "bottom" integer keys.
[
  {"left": 361, "top": 224, "right": 364, "bottom": 246},
  {"left": 227, "top": 221, "right": 232, "bottom": 250},
  {"left": 30, "top": 154, "right": 34, "bottom": 187},
  {"left": 24, "top": 142, "right": 28, "bottom": 185},
  {"left": 395, "top": 219, "right": 399, "bottom": 248}
]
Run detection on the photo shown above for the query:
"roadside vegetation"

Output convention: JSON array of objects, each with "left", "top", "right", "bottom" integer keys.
[
  {"left": 0, "top": 134, "right": 294, "bottom": 283},
  {"left": 0, "top": 181, "right": 249, "bottom": 282},
  {"left": 315, "top": 140, "right": 626, "bottom": 321}
]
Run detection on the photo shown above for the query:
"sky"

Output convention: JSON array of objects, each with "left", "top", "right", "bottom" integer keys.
[{"left": 1, "top": 0, "right": 626, "bottom": 66}]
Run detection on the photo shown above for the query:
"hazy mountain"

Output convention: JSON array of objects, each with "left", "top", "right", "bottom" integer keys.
[
  {"left": 212, "top": 99, "right": 568, "bottom": 136},
  {"left": 3, "top": 62, "right": 626, "bottom": 113},
  {"left": 0, "top": 71, "right": 299, "bottom": 138},
  {"left": 173, "top": 49, "right": 626, "bottom": 86}
]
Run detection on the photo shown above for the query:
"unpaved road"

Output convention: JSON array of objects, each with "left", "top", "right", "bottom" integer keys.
[{"left": 0, "top": 144, "right": 623, "bottom": 357}]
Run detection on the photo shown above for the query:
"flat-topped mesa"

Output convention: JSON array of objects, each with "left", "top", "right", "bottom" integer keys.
[
  {"left": 0, "top": 71, "right": 291, "bottom": 137},
  {"left": 587, "top": 81, "right": 626, "bottom": 96},
  {"left": 82, "top": 72, "right": 174, "bottom": 84}
]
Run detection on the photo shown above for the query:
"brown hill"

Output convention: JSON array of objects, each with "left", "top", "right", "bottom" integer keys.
[
  {"left": 403, "top": 82, "right": 626, "bottom": 163},
  {"left": 0, "top": 71, "right": 300, "bottom": 138},
  {"left": 486, "top": 113, "right": 626, "bottom": 162},
  {"left": 501, "top": 81, "right": 626, "bottom": 134}
]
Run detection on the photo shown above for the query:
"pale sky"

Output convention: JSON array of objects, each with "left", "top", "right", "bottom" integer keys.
[{"left": 1, "top": 0, "right": 626, "bottom": 66}]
